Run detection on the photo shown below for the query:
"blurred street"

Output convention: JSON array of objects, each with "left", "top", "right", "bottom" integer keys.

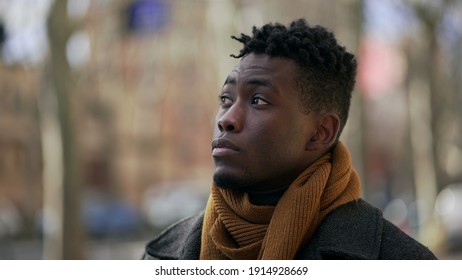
[{"left": 0, "top": 237, "right": 147, "bottom": 260}]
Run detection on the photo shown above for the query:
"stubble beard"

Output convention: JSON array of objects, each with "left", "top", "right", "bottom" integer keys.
[{"left": 213, "top": 169, "right": 253, "bottom": 190}]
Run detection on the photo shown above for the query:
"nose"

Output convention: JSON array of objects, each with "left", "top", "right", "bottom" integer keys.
[{"left": 216, "top": 104, "right": 243, "bottom": 133}]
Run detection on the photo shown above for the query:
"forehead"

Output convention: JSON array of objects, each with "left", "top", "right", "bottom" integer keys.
[{"left": 227, "top": 53, "right": 298, "bottom": 83}]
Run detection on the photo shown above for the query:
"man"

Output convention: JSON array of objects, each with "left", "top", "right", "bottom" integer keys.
[{"left": 143, "top": 19, "right": 436, "bottom": 260}]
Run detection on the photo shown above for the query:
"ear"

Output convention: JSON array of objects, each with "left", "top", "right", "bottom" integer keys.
[{"left": 305, "top": 113, "right": 340, "bottom": 151}]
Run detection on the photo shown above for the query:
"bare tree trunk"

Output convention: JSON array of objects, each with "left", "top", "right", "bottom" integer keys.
[
  {"left": 407, "top": 1, "right": 450, "bottom": 249},
  {"left": 44, "top": 0, "right": 84, "bottom": 259},
  {"left": 335, "top": 0, "right": 366, "bottom": 195},
  {"left": 348, "top": 0, "right": 366, "bottom": 194}
]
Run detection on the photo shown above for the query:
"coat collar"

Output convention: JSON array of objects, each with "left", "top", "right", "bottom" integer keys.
[{"left": 144, "top": 213, "right": 203, "bottom": 260}]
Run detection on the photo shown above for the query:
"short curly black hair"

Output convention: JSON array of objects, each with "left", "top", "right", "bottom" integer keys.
[{"left": 231, "top": 18, "right": 357, "bottom": 138}]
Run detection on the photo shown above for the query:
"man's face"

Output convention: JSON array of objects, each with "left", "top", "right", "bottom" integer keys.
[{"left": 212, "top": 53, "right": 321, "bottom": 193}]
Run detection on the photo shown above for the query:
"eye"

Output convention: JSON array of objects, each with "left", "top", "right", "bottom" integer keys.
[
  {"left": 251, "top": 96, "right": 269, "bottom": 106},
  {"left": 219, "top": 95, "right": 233, "bottom": 108}
]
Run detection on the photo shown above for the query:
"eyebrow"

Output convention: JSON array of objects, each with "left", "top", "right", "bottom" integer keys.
[
  {"left": 223, "top": 76, "right": 278, "bottom": 93},
  {"left": 223, "top": 76, "right": 236, "bottom": 86}
]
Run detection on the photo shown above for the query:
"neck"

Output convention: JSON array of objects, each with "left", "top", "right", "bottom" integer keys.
[{"left": 247, "top": 187, "right": 288, "bottom": 206}]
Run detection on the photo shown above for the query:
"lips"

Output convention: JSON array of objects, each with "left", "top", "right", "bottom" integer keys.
[{"left": 212, "top": 138, "right": 240, "bottom": 156}]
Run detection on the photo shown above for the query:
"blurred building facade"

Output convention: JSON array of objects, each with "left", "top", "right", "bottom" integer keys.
[
  {"left": 0, "top": 65, "right": 43, "bottom": 238},
  {"left": 0, "top": 0, "right": 361, "bottom": 240},
  {"left": 0, "top": 0, "right": 461, "bottom": 259}
]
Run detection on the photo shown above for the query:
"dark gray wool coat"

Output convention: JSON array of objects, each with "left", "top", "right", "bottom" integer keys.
[{"left": 143, "top": 199, "right": 437, "bottom": 260}]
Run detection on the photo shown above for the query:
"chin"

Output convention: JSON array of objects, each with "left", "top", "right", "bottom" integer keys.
[{"left": 213, "top": 172, "right": 249, "bottom": 190}]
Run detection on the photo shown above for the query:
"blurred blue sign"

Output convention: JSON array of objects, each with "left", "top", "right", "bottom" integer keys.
[{"left": 127, "top": 0, "right": 170, "bottom": 34}]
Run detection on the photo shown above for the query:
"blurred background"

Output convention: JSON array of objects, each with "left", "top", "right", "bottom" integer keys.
[{"left": 0, "top": 0, "right": 461, "bottom": 259}]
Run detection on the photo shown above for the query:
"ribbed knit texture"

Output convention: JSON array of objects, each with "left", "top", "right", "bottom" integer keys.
[{"left": 200, "top": 141, "right": 361, "bottom": 260}]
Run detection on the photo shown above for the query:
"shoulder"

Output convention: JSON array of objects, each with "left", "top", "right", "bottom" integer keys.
[
  {"left": 300, "top": 199, "right": 436, "bottom": 259},
  {"left": 353, "top": 200, "right": 436, "bottom": 259},
  {"left": 379, "top": 218, "right": 437, "bottom": 259},
  {"left": 143, "top": 212, "right": 204, "bottom": 260}
]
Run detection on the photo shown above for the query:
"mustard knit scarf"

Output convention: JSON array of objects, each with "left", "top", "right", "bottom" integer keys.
[{"left": 200, "top": 141, "right": 361, "bottom": 260}]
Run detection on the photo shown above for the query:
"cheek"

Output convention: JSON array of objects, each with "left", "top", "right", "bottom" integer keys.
[
  {"left": 251, "top": 124, "right": 304, "bottom": 161},
  {"left": 282, "top": 124, "right": 310, "bottom": 157}
]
